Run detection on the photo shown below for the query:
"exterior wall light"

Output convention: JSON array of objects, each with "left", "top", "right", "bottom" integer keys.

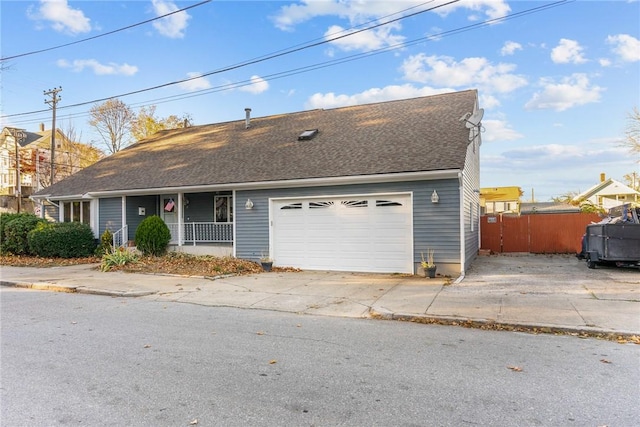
[
  {"left": 431, "top": 190, "right": 439, "bottom": 204},
  {"left": 245, "top": 198, "right": 254, "bottom": 210}
]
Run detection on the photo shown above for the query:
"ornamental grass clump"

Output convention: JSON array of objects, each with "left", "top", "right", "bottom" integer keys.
[{"left": 100, "top": 247, "right": 139, "bottom": 272}]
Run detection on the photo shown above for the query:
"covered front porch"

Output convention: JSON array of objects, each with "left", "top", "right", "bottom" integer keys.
[{"left": 111, "top": 191, "right": 235, "bottom": 257}]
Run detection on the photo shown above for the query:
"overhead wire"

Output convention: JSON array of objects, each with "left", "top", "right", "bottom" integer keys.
[
  {"left": 2, "top": 0, "right": 460, "bottom": 119},
  {"left": 3, "top": 0, "right": 571, "bottom": 127},
  {"left": 0, "top": 0, "right": 212, "bottom": 61}
]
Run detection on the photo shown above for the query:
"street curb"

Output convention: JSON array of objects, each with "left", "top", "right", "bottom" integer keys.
[
  {"left": 1, "top": 281, "right": 77, "bottom": 293},
  {"left": 0, "top": 281, "right": 157, "bottom": 297},
  {"left": 368, "top": 309, "right": 639, "bottom": 340}
]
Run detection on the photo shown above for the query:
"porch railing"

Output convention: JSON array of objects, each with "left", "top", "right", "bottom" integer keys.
[
  {"left": 112, "top": 225, "right": 128, "bottom": 248},
  {"left": 166, "top": 222, "right": 233, "bottom": 245}
]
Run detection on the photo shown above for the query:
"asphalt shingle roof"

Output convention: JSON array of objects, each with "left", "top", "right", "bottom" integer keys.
[{"left": 36, "top": 90, "right": 478, "bottom": 197}]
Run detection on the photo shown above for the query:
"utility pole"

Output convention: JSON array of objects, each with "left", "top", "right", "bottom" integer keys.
[
  {"left": 7, "top": 128, "right": 27, "bottom": 213},
  {"left": 44, "top": 87, "right": 62, "bottom": 186}
]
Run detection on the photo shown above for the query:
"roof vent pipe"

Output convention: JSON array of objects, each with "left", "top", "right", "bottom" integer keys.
[
  {"left": 40, "top": 123, "right": 45, "bottom": 132},
  {"left": 245, "top": 108, "right": 251, "bottom": 129}
]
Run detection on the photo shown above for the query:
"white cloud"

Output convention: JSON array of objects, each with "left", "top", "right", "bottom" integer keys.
[
  {"left": 28, "top": 0, "right": 91, "bottom": 34},
  {"left": 56, "top": 59, "right": 138, "bottom": 75},
  {"left": 435, "top": 0, "right": 510, "bottom": 20},
  {"left": 500, "top": 41, "right": 522, "bottom": 56},
  {"left": 481, "top": 119, "right": 523, "bottom": 142},
  {"left": 325, "top": 23, "right": 405, "bottom": 52},
  {"left": 401, "top": 54, "right": 527, "bottom": 94},
  {"left": 598, "top": 58, "right": 612, "bottom": 67},
  {"left": 272, "top": 1, "right": 417, "bottom": 31},
  {"left": 525, "top": 74, "right": 603, "bottom": 111},
  {"left": 479, "top": 94, "right": 500, "bottom": 109},
  {"left": 305, "top": 84, "right": 452, "bottom": 109},
  {"left": 551, "top": 38, "right": 587, "bottom": 64},
  {"left": 178, "top": 72, "right": 211, "bottom": 92},
  {"left": 239, "top": 75, "right": 269, "bottom": 94},
  {"left": 606, "top": 34, "right": 640, "bottom": 62},
  {"left": 152, "top": 0, "right": 190, "bottom": 39}
]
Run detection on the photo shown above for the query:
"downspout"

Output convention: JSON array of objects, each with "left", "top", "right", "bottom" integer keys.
[{"left": 455, "top": 171, "right": 466, "bottom": 284}]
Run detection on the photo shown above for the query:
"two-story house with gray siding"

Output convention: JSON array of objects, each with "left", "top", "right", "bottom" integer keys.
[{"left": 32, "top": 90, "right": 482, "bottom": 277}]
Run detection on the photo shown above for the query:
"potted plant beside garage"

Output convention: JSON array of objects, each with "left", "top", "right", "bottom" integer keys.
[
  {"left": 260, "top": 251, "right": 273, "bottom": 272},
  {"left": 421, "top": 249, "right": 437, "bottom": 278}
]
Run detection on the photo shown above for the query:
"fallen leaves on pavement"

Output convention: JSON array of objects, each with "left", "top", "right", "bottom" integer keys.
[{"left": 1, "top": 252, "right": 301, "bottom": 277}]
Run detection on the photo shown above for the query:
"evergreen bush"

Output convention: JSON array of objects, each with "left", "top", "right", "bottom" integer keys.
[
  {"left": 1, "top": 213, "right": 46, "bottom": 255},
  {"left": 28, "top": 222, "right": 97, "bottom": 258},
  {"left": 95, "top": 228, "right": 114, "bottom": 256},
  {"left": 134, "top": 215, "right": 171, "bottom": 256}
]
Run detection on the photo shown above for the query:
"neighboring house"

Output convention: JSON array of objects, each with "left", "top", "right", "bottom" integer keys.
[
  {"left": 480, "top": 186, "right": 523, "bottom": 214},
  {"left": 1, "top": 124, "right": 102, "bottom": 214},
  {"left": 573, "top": 173, "right": 640, "bottom": 211},
  {"left": 32, "top": 90, "right": 482, "bottom": 276},
  {"left": 520, "top": 202, "right": 581, "bottom": 214}
]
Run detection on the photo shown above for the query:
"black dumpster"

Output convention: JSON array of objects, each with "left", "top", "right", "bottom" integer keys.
[{"left": 584, "top": 223, "right": 640, "bottom": 268}]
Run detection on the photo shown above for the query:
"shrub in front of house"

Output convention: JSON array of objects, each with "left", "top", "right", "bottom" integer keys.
[
  {"left": 134, "top": 215, "right": 171, "bottom": 256},
  {"left": 0, "top": 213, "right": 46, "bottom": 255},
  {"left": 95, "top": 228, "right": 114, "bottom": 256},
  {"left": 28, "top": 222, "right": 97, "bottom": 258}
]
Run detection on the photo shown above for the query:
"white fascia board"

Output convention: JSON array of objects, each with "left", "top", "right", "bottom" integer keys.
[{"left": 85, "top": 169, "right": 461, "bottom": 197}]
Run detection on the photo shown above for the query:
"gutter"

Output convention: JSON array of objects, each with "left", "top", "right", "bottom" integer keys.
[{"left": 83, "top": 169, "right": 462, "bottom": 198}]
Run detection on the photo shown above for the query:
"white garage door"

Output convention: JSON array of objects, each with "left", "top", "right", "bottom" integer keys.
[{"left": 272, "top": 194, "right": 413, "bottom": 273}]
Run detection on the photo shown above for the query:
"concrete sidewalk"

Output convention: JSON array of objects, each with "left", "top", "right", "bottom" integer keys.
[{"left": 1, "top": 254, "right": 638, "bottom": 337}]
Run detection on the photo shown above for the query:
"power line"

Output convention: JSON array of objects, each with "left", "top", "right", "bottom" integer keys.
[
  {"left": 1, "top": 0, "right": 460, "bottom": 120},
  {"left": 0, "top": 1, "right": 212, "bottom": 61},
  {"left": 3, "top": 0, "right": 571, "bottom": 127}
]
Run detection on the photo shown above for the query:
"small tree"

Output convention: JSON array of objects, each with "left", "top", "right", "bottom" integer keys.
[
  {"left": 130, "top": 105, "right": 192, "bottom": 141},
  {"left": 88, "top": 98, "right": 135, "bottom": 154},
  {"left": 622, "top": 107, "right": 640, "bottom": 158},
  {"left": 134, "top": 215, "right": 171, "bottom": 256}
]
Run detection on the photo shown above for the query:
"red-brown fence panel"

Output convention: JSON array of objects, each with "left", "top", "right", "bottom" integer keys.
[
  {"left": 480, "top": 215, "right": 501, "bottom": 253},
  {"left": 502, "top": 215, "right": 529, "bottom": 252},
  {"left": 480, "top": 213, "right": 602, "bottom": 254},
  {"left": 528, "top": 213, "right": 600, "bottom": 253}
]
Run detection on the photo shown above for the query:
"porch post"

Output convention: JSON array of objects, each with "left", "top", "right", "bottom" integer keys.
[
  {"left": 121, "top": 196, "right": 127, "bottom": 243},
  {"left": 177, "top": 193, "right": 184, "bottom": 246}
]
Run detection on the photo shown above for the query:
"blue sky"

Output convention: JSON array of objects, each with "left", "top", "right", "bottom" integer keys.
[{"left": 1, "top": 0, "right": 639, "bottom": 202}]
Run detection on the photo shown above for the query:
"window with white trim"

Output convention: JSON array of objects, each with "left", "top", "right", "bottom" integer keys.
[{"left": 62, "top": 201, "right": 90, "bottom": 224}]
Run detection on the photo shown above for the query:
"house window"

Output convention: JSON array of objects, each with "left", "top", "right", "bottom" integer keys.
[
  {"left": 62, "top": 201, "right": 90, "bottom": 224},
  {"left": 214, "top": 196, "right": 233, "bottom": 223}
]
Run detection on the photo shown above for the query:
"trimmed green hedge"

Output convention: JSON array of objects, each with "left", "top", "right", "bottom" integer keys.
[
  {"left": 134, "top": 215, "right": 171, "bottom": 256},
  {"left": 0, "top": 213, "right": 46, "bottom": 255},
  {"left": 28, "top": 222, "right": 97, "bottom": 258}
]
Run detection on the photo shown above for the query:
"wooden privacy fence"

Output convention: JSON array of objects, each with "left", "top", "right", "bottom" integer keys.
[{"left": 481, "top": 213, "right": 602, "bottom": 254}]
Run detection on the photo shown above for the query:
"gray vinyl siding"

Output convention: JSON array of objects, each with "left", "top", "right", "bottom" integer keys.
[
  {"left": 126, "top": 195, "right": 158, "bottom": 241},
  {"left": 461, "top": 135, "right": 481, "bottom": 273},
  {"left": 98, "top": 197, "right": 122, "bottom": 237},
  {"left": 235, "top": 179, "right": 462, "bottom": 272},
  {"left": 44, "top": 203, "right": 59, "bottom": 222}
]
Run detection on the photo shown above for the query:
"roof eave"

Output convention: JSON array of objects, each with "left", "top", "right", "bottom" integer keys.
[{"left": 82, "top": 169, "right": 462, "bottom": 198}]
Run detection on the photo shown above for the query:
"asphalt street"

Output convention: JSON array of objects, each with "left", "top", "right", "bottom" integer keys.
[{"left": 2, "top": 288, "right": 638, "bottom": 427}]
